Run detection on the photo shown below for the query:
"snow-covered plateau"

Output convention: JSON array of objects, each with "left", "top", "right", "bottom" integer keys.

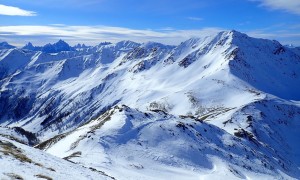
[{"left": 0, "top": 30, "right": 299, "bottom": 179}]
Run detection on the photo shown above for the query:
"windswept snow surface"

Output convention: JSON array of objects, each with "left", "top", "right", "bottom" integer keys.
[{"left": 0, "top": 30, "right": 300, "bottom": 179}]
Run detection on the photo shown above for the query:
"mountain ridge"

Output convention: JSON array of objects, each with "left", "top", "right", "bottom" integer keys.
[{"left": 0, "top": 30, "right": 299, "bottom": 179}]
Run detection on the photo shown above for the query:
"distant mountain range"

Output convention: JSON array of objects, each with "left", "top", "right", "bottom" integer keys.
[
  {"left": 22, "top": 40, "right": 75, "bottom": 53},
  {"left": 1, "top": 38, "right": 299, "bottom": 53},
  {"left": 0, "top": 40, "right": 90, "bottom": 53},
  {"left": 0, "top": 30, "right": 300, "bottom": 179}
]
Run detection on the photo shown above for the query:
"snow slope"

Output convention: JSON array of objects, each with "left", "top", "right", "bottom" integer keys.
[
  {"left": 36, "top": 105, "right": 300, "bottom": 179},
  {"left": 0, "top": 135, "right": 113, "bottom": 179},
  {"left": 0, "top": 126, "right": 38, "bottom": 145},
  {"left": 0, "top": 30, "right": 300, "bottom": 179}
]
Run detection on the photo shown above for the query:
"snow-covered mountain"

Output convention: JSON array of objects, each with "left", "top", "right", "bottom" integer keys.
[
  {"left": 0, "top": 30, "right": 300, "bottom": 179},
  {"left": 22, "top": 40, "right": 75, "bottom": 53},
  {"left": 41, "top": 40, "right": 75, "bottom": 53}
]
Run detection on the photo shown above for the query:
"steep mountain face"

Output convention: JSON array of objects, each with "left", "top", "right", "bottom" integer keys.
[
  {"left": 0, "top": 30, "right": 299, "bottom": 179},
  {"left": 228, "top": 31, "right": 300, "bottom": 100},
  {"left": 0, "top": 49, "right": 37, "bottom": 78}
]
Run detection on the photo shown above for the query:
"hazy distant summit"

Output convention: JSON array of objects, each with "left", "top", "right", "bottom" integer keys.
[
  {"left": 0, "top": 42, "right": 16, "bottom": 49},
  {"left": 22, "top": 40, "right": 75, "bottom": 53}
]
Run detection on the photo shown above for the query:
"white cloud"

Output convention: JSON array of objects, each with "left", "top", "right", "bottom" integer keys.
[
  {"left": 1, "top": 24, "right": 299, "bottom": 47},
  {"left": 0, "top": 25, "right": 223, "bottom": 46},
  {"left": 187, "top": 17, "right": 204, "bottom": 21},
  {"left": 252, "top": 0, "right": 300, "bottom": 15},
  {"left": 0, "top": 4, "right": 36, "bottom": 16},
  {"left": 245, "top": 29, "right": 300, "bottom": 46}
]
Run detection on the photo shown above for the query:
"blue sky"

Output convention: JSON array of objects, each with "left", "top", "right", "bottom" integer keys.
[{"left": 0, "top": 0, "right": 300, "bottom": 46}]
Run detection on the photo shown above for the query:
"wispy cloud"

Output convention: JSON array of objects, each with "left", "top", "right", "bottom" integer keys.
[
  {"left": 187, "top": 17, "right": 204, "bottom": 21},
  {"left": 159, "top": 27, "right": 176, "bottom": 31},
  {"left": 251, "top": 0, "right": 300, "bottom": 15},
  {"left": 246, "top": 28, "right": 300, "bottom": 45},
  {"left": 0, "top": 4, "right": 36, "bottom": 16},
  {"left": 1, "top": 24, "right": 299, "bottom": 46},
  {"left": 0, "top": 25, "right": 223, "bottom": 46}
]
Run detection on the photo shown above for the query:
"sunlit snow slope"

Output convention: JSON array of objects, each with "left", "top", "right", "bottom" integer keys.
[{"left": 0, "top": 30, "right": 300, "bottom": 179}]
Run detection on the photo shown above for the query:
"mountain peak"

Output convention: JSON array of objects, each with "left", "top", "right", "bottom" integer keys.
[
  {"left": 41, "top": 39, "right": 74, "bottom": 53},
  {"left": 114, "top": 40, "right": 140, "bottom": 50},
  {"left": 23, "top": 42, "right": 35, "bottom": 50},
  {"left": 228, "top": 29, "right": 243, "bottom": 35},
  {"left": 229, "top": 30, "right": 249, "bottom": 39},
  {"left": 54, "top": 39, "right": 69, "bottom": 46},
  {"left": 0, "top": 41, "right": 16, "bottom": 49},
  {"left": 26, "top": 42, "right": 33, "bottom": 46},
  {"left": 74, "top": 43, "right": 89, "bottom": 49},
  {"left": 0, "top": 42, "right": 9, "bottom": 46},
  {"left": 216, "top": 30, "right": 249, "bottom": 42},
  {"left": 116, "top": 40, "right": 139, "bottom": 47}
]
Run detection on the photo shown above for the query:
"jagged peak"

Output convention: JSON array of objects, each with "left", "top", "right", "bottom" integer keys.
[
  {"left": 25, "top": 42, "right": 34, "bottom": 46},
  {"left": 74, "top": 43, "right": 90, "bottom": 49},
  {"left": 54, "top": 39, "right": 69, "bottom": 46},
  {"left": 40, "top": 39, "right": 74, "bottom": 53},
  {"left": 22, "top": 42, "right": 35, "bottom": 49},
  {"left": 22, "top": 42, "right": 43, "bottom": 51},
  {"left": 56, "top": 39, "right": 66, "bottom": 43},
  {"left": 41, "top": 39, "right": 66, "bottom": 48},
  {"left": 73, "top": 43, "right": 82, "bottom": 48}
]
